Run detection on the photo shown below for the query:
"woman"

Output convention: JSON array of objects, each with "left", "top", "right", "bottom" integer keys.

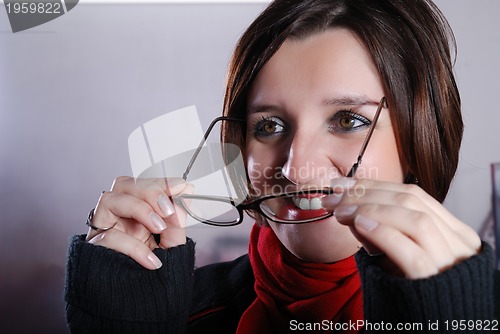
[{"left": 66, "top": 0, "right": 498, "bottom": 333}]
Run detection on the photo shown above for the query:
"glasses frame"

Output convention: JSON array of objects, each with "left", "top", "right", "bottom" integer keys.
[
  {"left": 174, "top": 188, "right": 336, "bottom": 226},
  {"left": 174, "top": 97, "right": 387, "bottom": 226}
]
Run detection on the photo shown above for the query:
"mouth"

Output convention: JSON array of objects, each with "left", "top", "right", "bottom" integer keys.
[
  {"left": 291, "top": 195, "right": 325, "bottom": 210},
  {"left": 279, "top": 202, "right": 329, "bottom": 221},
  {"left": 274, "top": 195, "right": 329, "bottom": 221},
  {"left": 256, "top": 187, "right": 334, "bottom": 223}
]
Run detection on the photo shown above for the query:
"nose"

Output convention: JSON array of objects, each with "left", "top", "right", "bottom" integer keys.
[{"left": 281, "top": 130, "right": 340, "bottom": 185}]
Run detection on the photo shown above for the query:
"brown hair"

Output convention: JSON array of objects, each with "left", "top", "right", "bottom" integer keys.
[{"left": 222, "top": 0, "right": 462, "bottom": 203}]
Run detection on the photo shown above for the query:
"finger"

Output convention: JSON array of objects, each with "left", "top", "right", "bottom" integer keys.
[
  {"left": 158, "top": 226, "right": 186, "bottom": 249},
  {"left": 168, "top": 182, "right": 195, "bottom": 225},
  {"left": 320, "top": 192, "right": 344, "bottom": 211},
  {"left": 339, "top": 188, "right": 457, "bottom": 243},
  {"left": 95, "top": 191, "right": 168, "bottom": 235},
  {"left": 114, "top": 176, "right": 187, "bottom": 197},
  {"left": 352, "top": 214, "right": 439, "bottom": 279},
  {"left": 157, "top": 197, "right": 188, "bottom": 249},
  {"left": 88, "top": 228, "right": 163, "bottom": 270},
  {"left": 111, "top": 176, "right": 187, "bottom": 218},
  {"left": 111, "top": 176, "right": 193, "bottom": 230},
  {"left": 85, "top": 208, "right": 118, "bottom": 241},
  {"left": 337, "top": 180, "right": 481, "bottom": 252},
  {"left": 337, "top": 204, "right": 459, "bottom": 273},
  {"left": 348, "top": 226, "right": 381, "bottom": 256},
  {"left": 157, "top": 184, "right": 195, "bottom": 248},
  {"left": 115, "top": 217, "right": 153, "bottom": 240},
  {"left": 344, "top": 178, "right": 466, "bottom": 231}
]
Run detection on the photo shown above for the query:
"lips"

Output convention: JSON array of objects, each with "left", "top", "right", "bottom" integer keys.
[
  {"left": 258, "top": 190, "right": 333, "bottom": 222},
  {"left": 278, "top": 203, "right": 330, "bottom": 221}
]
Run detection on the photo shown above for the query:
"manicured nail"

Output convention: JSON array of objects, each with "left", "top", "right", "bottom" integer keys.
[
  {"left": 158, "top": 195, "right": 175, "bottom": 217},
  {"left": 88, "top": 232, "right": 106, "bottom": 244},
  {"left": 335, "top": 205, "right": 358, "bottom": 218},
  {"left": 331, "top": 177, "right": 357, "bottom": 189},
  {"left": 165, "top": 178, "right": 186, "bottom": 187},
  {"left": 354, "top": 214, "right": 379, "bottom": 232},
  {"left": 321, "top": 193, "right": 343, "bottom": 209},
  {"left": 150, "top": 212, "right": 167, "bottom": 231},
  {"left": 148, "top": 253, "right": 162, "bottom": 269}
]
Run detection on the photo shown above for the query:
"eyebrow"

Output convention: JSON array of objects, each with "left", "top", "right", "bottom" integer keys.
[
  {"left": 321, "top": 95, "right": 379, "bottom": 106},
  {"left": 248, "top": 94, "right": 380, "bottom": 115},
  {"left": 247, "top": 104, "right": 282, "bottom": 115}
]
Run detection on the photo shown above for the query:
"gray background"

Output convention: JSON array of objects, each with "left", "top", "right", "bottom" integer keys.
[{"left": 0, "top": 1, "right": 498, "bottom": 333}]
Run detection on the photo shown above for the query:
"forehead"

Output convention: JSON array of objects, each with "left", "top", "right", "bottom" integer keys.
[{"left": 248, "top": 28, "right": 384, "bottom": 109}]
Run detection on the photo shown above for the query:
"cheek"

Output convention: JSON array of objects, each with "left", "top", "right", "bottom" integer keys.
[
  {"left": 246, "top": 154, "right": 260, "bottom": 184},
  {"left": 357, "top": 133, "right": 404, "bottom": 182},
  {"left": 246, "top": 141, "right": 288, "bottom": 193},
  {"left": 246, "top": 144, "right": 270, "bottom": 187}
]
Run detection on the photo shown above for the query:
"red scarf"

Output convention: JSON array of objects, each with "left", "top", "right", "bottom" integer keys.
[{"left": 237, "top": 224, "right": 363, "bottom": 334}]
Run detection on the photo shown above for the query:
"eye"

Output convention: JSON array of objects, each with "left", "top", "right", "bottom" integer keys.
[
  {"left": 329, "top": 110, "right": 370, "bottom": 133},
  {"left": 339, "top": 116, "right": 356, "bottom": 129},
  {"left": 252, "top": 116, "right": 286, "bottom": 138}
]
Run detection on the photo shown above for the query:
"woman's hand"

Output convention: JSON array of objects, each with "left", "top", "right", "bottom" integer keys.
[
  {"left": 86, "top": 176, "right": 192, "bottom": 270},
  {"left": 323, "top": 178, "right": 482, "bottom": 279}
]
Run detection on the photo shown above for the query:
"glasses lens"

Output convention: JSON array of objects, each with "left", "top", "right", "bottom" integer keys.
[
  {"left": 259, "top": 192, "right": 332, "bottom": 223},
  {"left": 178, "top": 196, "right": 240, "bottom": 225}
]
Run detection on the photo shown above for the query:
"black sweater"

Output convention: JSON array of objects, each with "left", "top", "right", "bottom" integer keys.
[{"left": 65, "top": 235, "right": 499, "bottom": 333}]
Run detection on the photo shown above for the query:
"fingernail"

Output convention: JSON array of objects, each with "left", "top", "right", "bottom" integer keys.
[
  {"left": 158, "top": 195, "right": 175, "bottom": 217},
  {"left": 165, "top": 177, "right": 186, "bottom": 187},
  {"left": 148, "top": 253, "right": 162, "bottom": 269},
  {"left": 321, "top": 193, "right": 343, "bottom": 209},
  {"left": 331, "top": 177, "right": 357, "bottom": 189},
  {"left": 150, "top": 212, "right": 167, "bottom": 231},
  {"left": 354, "top": 214, "right": 379, "bottom": 232},
  {"left": 335, "top": 205, "right": 358, "bottom": 218},
  {"left": 88, "top": 232, "right": 106, "bottom": 244}
]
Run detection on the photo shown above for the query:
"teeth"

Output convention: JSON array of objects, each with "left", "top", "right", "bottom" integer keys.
[
  {"left": 310, "top": 198, "right": 322, "bottom": 210},
  {"left": 299, "top": 198, "right": 309, "bottom": 210},
  {"left": 293, "top": 197, "right": 323, "bottom": 210}
]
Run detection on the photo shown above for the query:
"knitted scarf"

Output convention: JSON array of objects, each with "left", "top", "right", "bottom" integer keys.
[{"left": 236, "top": 224, "right": 363, "bottom": 333}]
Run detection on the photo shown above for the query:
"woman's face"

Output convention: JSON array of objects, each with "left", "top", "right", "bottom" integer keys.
[{"left": 246, "top": 29, "right": 404, "bottom": 263}]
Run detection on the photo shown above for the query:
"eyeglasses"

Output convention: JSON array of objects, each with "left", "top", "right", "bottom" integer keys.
[{"left": 173, "top": 97, "right": 387, "bottom": 226}]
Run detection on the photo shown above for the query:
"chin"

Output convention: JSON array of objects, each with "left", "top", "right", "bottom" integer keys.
[{"left": 269, "top": 217, "right": 360, "bottom": 263}]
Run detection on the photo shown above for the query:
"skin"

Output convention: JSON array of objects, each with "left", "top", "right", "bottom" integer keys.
[
  {"left": 87, "top": 176, "right": 190, "bottom": 270},
  {"left": 245, "top": 29, "right": 481, "bottom": 278},
  {"left": 88, "top": 28, "right": 481, "bottom": 280},
  {"left": 246, "top": 28, "right": 403, "bottom": 263}
]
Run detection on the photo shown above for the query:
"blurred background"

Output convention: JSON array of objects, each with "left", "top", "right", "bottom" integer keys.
[{"left": 0, "top": 1, "right": 498, "bottom": 333}]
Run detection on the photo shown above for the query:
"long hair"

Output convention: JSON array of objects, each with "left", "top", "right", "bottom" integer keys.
[{"left": 222, "top": 0, "right": 462, "bottom": 203}]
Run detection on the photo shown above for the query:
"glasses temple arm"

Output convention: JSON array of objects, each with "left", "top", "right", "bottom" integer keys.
[
  {"left": 346, "top": 97, "right": 387, "bottom": 178},
  {"left": 182, "top": 116, "right": 245, "bottom": 180}
]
